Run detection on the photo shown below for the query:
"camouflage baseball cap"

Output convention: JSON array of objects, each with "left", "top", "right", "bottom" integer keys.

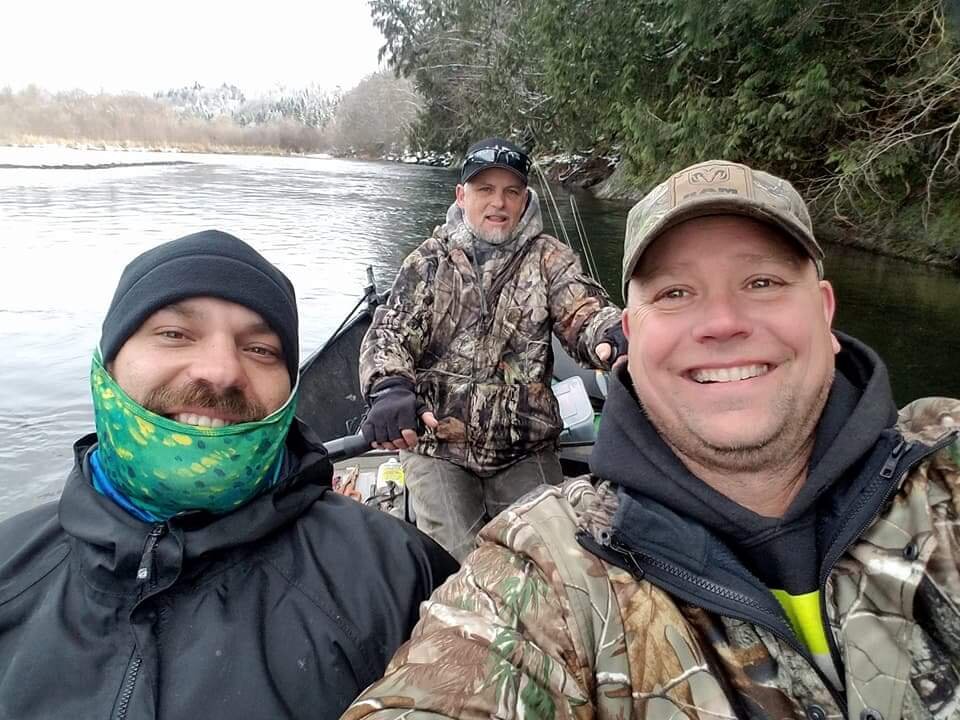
[{"left": 621, "top": 160, "right": 824, "bottom": 298}]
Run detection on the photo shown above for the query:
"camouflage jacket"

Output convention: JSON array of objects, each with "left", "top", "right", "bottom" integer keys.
[
  {"left": 344, "top": 396, "right": 960, "bottom": 720},
  {"left": 358, "top": 190, "right": 621, "bottom": 475}
]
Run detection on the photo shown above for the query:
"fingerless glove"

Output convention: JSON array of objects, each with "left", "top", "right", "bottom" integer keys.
[{"left": 361, "top": 377, "right": 418, "bottom": 444}]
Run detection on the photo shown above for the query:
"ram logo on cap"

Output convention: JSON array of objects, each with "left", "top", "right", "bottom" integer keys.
[{"left": 621, "top": 160, "right": 826, "bottom": 299}]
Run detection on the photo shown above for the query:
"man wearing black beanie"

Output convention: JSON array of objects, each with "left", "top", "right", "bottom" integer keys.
[
  {"left": 0, "top": 230, "right": 457, "bottom": 720},
  {"left": 100, "top": 228, "right": 301, "bottom": 384}
]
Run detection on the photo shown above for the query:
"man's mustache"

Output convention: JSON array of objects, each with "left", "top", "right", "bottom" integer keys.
[{"left": 142, "top": 381, "right": 266, "bottom": 423}]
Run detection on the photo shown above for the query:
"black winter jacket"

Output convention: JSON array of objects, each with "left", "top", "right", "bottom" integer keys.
[{"left": 0, "top": 422, "right": 458, "bottom": 720}]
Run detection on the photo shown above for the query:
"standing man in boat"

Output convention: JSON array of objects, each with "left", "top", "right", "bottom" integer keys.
[
  {"left": 359, "top": 137, "right": 626, "bottom": 561},
  {"left": 345, "top": 160, "right": 960, "bottom": 719},
  {"left": 0, "top": 230, "right": 457, "bottom": 720}
]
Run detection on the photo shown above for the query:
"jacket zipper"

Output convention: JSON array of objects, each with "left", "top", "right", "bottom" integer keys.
[
  {"left": 115, "top": 522, "right": 166, "bottom": 720},
  {"left": 470, "top": 250, "right": 489, "bottom": 319},
  {"left": 114, "top": 654, "right": 142, "bottom": 720},
  {"left": 466, "top": 250, "right": 487, "bottom": 454},
  {"left": 578, "top": 530, "right": 848, "bottom": 709},
  {"left": 816, "top": 431, "right": 958, "bottom": 686},
  {"left": 136, "top": 523, "right": 165, "bottom": 583}
]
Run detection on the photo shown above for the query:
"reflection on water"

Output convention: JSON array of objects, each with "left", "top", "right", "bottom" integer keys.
[
  {"left": 826, "top": 245, "right": 960, "bottom": 405},
  {"left": 1, "top": 148, "right": 958, "bottom": 520}
]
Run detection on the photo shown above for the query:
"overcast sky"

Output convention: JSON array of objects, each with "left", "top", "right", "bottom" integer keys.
[{"left": 1, "top": 0, "right": 386, "bottom": 95}]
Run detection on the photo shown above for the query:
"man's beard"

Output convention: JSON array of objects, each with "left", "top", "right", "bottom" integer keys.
[
  {"left": 142, "top": 380, "right": 267, "bottom": 423},
  {"left": 464, "top": 217, "right": 513, "bottom": 245},
  {"left": 660, "top": 370, "right": 833, "bottom": 475}
]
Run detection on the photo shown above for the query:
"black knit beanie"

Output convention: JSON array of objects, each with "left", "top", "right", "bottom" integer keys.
[{"left": 99, "top": 230, "right": 299, "bottom": 382}]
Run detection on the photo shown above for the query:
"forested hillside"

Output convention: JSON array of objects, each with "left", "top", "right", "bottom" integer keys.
[{"left": 372, "top": 0, "right": 960, "bottom": 265}]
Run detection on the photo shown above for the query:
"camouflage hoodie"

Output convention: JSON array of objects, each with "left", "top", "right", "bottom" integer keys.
[
  {"left": 344, "top": 338, "right": 960, "bottom": 719},
  {"left": 358, "top": 189, "right": 621, "bottom": 475}
]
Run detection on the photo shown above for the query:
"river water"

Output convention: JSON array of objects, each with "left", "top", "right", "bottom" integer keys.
[{"left": 1, "top": 148, "right": 958, "bottom": 521}]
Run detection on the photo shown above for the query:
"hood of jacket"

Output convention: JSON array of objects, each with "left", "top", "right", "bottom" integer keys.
[
  {"left": 59, "top": 418, "right": 334, "bottom": 593},
  {"left": 437, "top": 187, "right": 545, "bottom": 258},
  {"left": 590, "top": 332, "right": 901, "bottom": 588}
]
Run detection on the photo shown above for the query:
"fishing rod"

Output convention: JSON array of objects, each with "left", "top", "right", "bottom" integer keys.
[
  {"left": 525, "top": 132, "right": 611, "bottom": 402},
  {"left": 569, "top": 193, "right": 601, "bottom": 282},
  {"left": 531, "top": 160, "right": 573, "bottom": 248},
  {"left": 323, "top": 433, "right": 370, "bottom": 462},
  {"left": 322, "top": 427, "right": 600, "bottom": 464},
  {"left": 530, "top": 155, "right": 602, "bottom": 283}
]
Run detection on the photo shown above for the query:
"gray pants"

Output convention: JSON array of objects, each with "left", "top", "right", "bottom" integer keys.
[{"left": 400, "top": 449, "right": 564, "bottom": 562}]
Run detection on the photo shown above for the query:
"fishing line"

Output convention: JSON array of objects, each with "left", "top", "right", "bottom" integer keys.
[
  {"left": 528, "top": 144, "right": 602, "bottom": 283},
  {"left": 531, "top": 161, "right": 573, "bottom": 249},
  {"left": 570, "top": 194, "right": 600, "bottom": 281}
]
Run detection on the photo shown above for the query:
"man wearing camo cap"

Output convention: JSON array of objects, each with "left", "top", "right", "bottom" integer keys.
[{"left": 344, "top": 160, "right": 960, "bottom": 719}]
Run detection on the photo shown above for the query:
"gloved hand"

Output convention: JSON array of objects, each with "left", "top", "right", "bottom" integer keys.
[
  {"left": 361, "top": 377, "right": 420, "bottom": 450},
  {"left": 595, "top": 323, "right": 628, "bottom": 368}
]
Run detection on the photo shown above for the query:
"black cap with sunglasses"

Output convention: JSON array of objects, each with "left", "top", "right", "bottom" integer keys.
[{"left": 460, "top": 137, "right": 531, "bottom": 185}]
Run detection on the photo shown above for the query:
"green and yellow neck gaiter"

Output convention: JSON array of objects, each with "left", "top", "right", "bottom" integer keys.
[{"left": 90, "top": 352, "right": 298, "bottom": 519}]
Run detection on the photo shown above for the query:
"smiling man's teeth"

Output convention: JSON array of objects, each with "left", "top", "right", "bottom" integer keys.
[
  {"left": 691, "top": 364, "right": 770, "bottom": 383},
  {"left": 174, "top": 413, "right": 229, "bottom": 428}
]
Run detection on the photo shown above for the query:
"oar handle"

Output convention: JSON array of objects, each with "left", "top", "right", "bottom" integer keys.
[{"left": 323, "top": 433, "right": 371, "bottom": 462}]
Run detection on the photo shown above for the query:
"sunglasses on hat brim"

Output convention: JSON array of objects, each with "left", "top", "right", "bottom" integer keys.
[{"left": 462, "top": 146, "right": 531, "bottom": 178}]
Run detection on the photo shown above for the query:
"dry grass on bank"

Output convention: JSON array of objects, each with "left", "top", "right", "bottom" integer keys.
[{"left": 0, "top": 88, "right": 329, "bottom": 154}]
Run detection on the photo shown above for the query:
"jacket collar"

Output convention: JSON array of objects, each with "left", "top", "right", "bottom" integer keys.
[
  {"left": 590, "top": 333, "right": 900, "bottom": 567},
  {"left": 59, "top": 419, "right": 333, "bottom": 593},
  {"left": 437, "top": 187, "right": 545, "bottom": 256}
]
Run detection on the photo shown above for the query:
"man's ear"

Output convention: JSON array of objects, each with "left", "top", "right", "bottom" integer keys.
[
  {"left": 455, "top": 183, "right": 466, "bottom": 208},
  {"left": 819, "top": 279, "right": 837, "bottom": 325},
  {"left": 819, "top": 280, "right": 841, "bottom": 354},
  {"left": 621, "top": 307, "right": 630, "bottom": 340}
]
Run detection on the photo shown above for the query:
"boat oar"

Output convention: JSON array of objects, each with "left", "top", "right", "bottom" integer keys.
[{"left": 323, "top": 433, "right": 371, "bottom": 462}]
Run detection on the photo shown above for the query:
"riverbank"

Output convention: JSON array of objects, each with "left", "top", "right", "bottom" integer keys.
[
  {"left": 0, "top": 136, "right": 332, "bottom": 160},
  {"left": 1, "top": 138, "right": 452, "bottom": 167},
  {"left": 335, "top": 149, "right": 454, "bottom": 167},
  {"left": 815, "top": 196, "right": 960, "bottom": 273},
  {"left": 541, "top": 153, "right": 960, "bottom": 275}
]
